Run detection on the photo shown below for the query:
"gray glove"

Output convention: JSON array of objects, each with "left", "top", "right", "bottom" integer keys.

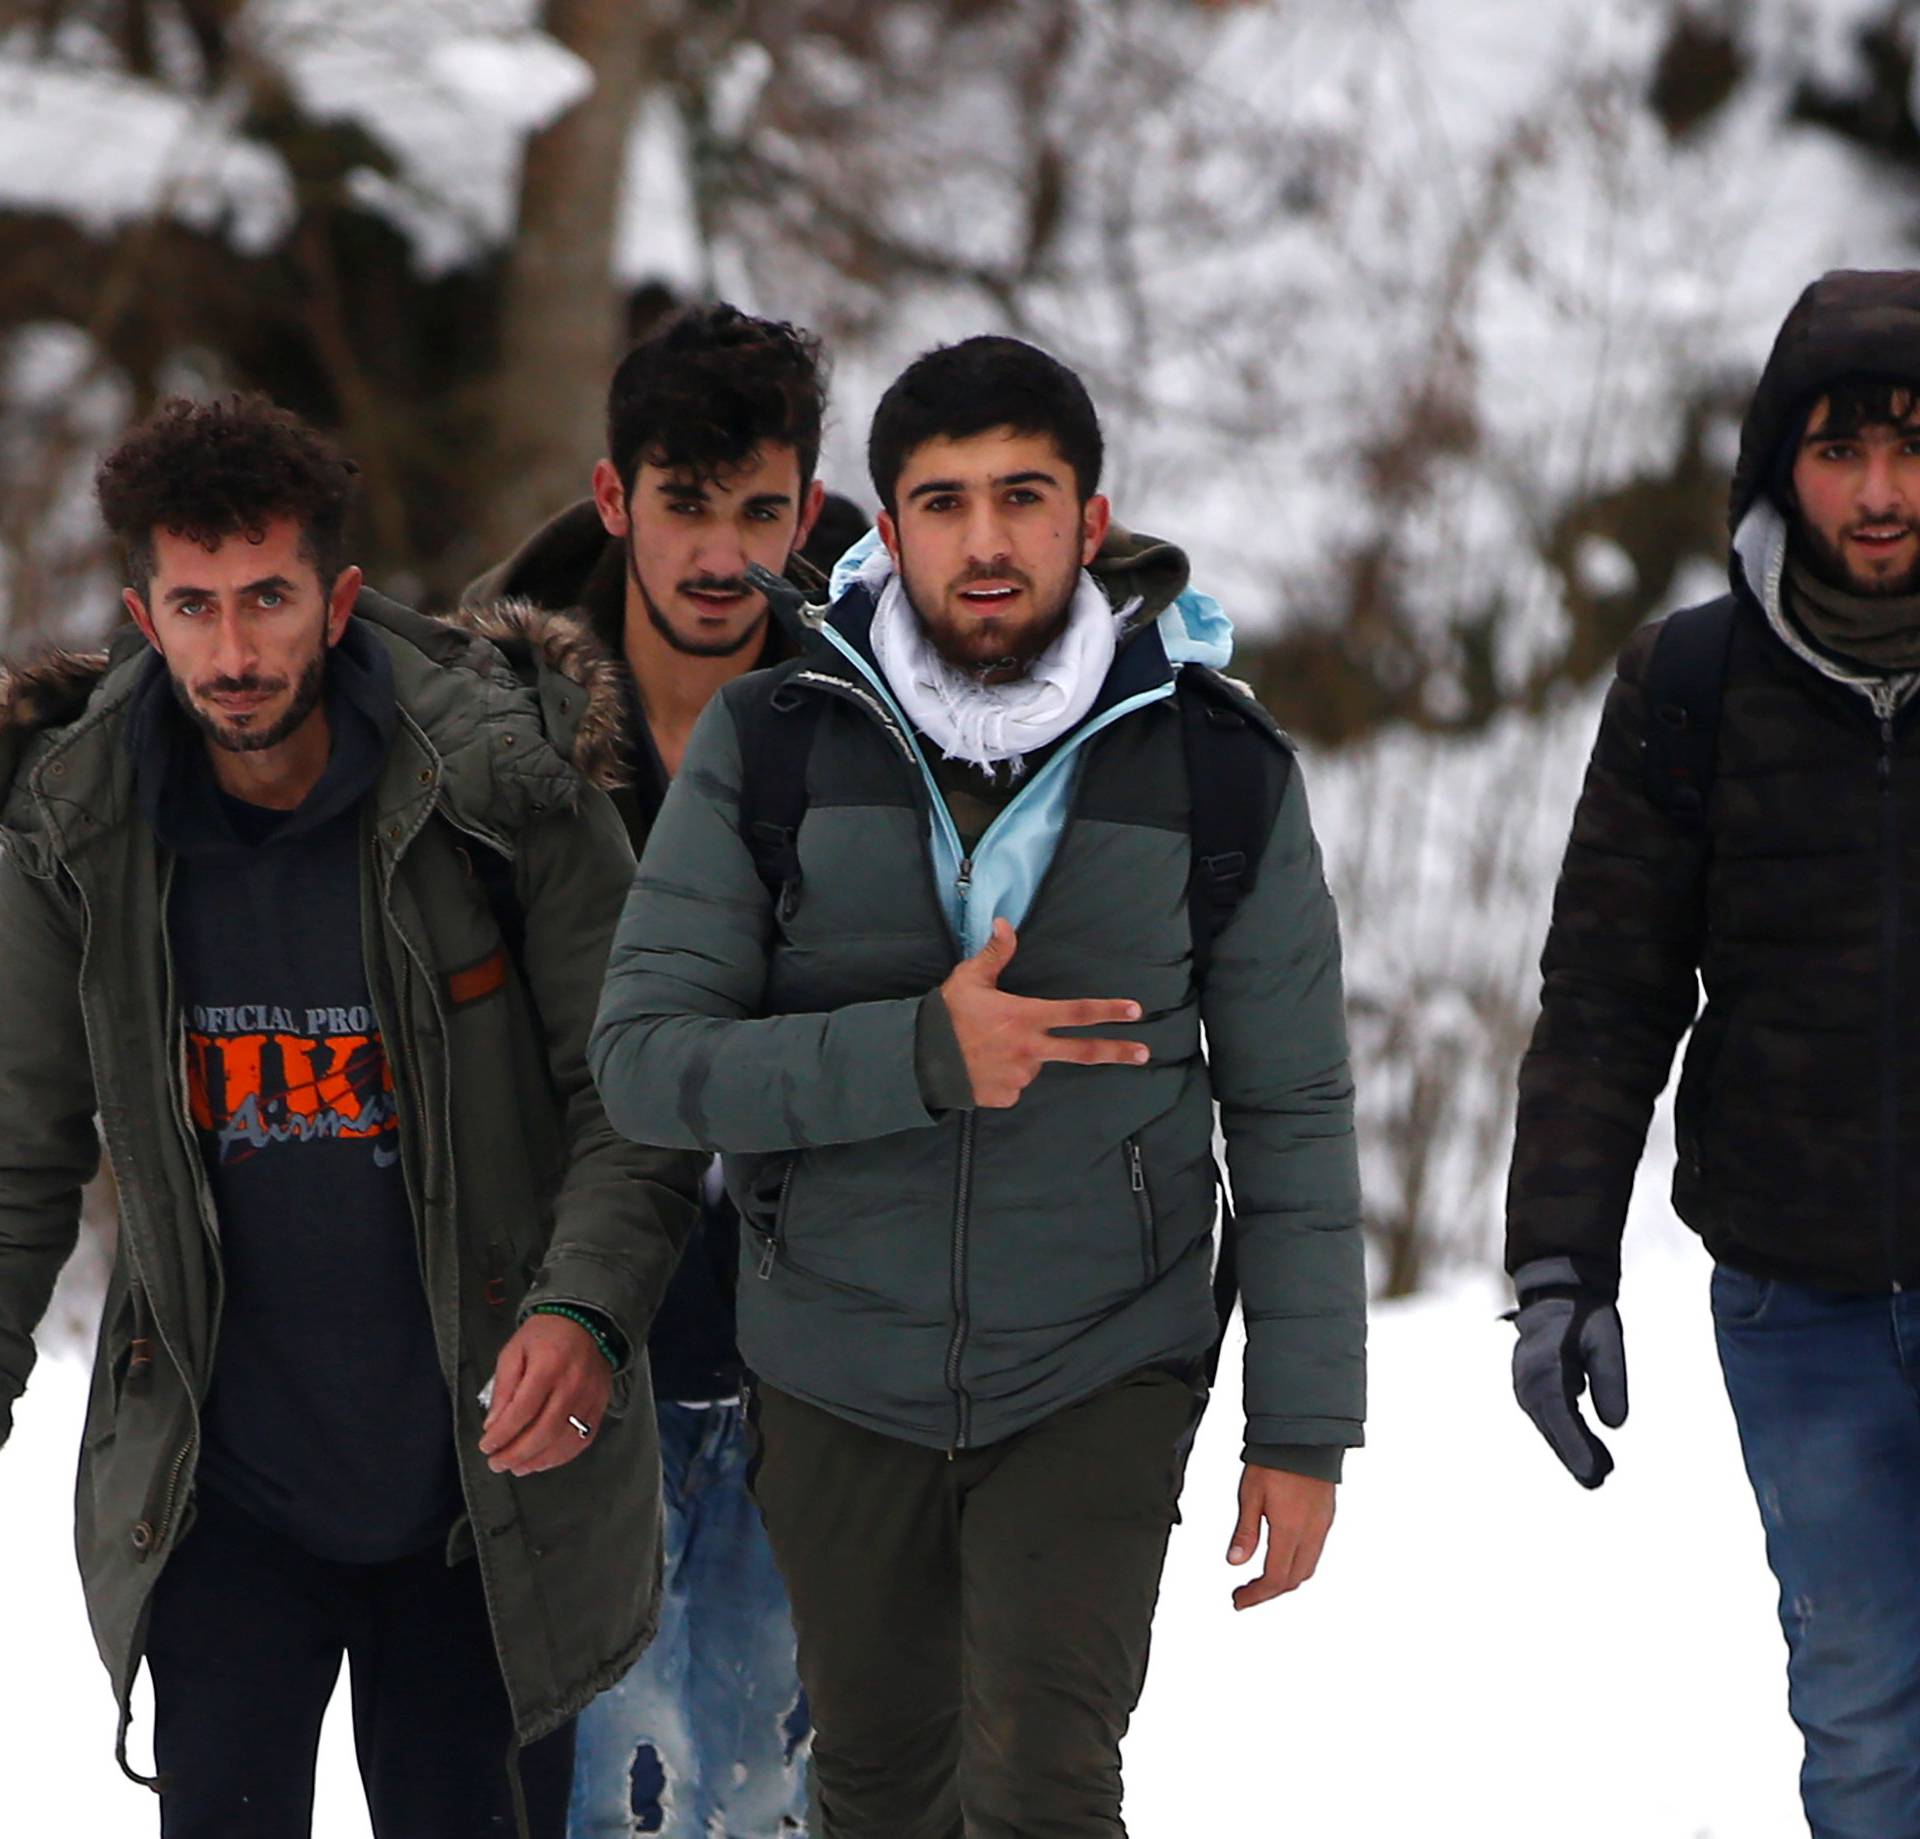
[{"left": 1509, "top": 1256, "right": 1627, "bottom": 1489}]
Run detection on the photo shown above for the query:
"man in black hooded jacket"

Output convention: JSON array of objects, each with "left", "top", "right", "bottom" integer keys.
[{"left": 1507, "top": 269, "right": 1920, "bottom": 1837}]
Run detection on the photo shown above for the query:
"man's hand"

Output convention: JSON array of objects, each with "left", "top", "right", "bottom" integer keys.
[
  {"left": 939, "top": 917, "right": 1148, "bottom": 1108},
  {"left": 1509, "top": 1256, "right": 1627, "bottom": 1489},
  {"left": 1226, "top": 1465, "right": 1335, "bottom": 1610},
  {"left": 478, "top": 1314, "right": 613, "bottom": 1478}
]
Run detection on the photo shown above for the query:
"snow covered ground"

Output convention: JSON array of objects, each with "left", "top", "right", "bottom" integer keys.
[{"left": 3, "top": 1157, "right": 1802, "bottom": 1838}]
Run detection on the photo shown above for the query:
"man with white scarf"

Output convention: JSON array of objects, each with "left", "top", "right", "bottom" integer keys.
[{"left": 591, "top": 336, "right": 1365, "bottom": 1837}]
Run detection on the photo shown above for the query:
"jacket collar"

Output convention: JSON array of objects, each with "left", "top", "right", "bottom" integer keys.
[{"left": 1732, "top": 500, "right": 1920, "bottom": 714}]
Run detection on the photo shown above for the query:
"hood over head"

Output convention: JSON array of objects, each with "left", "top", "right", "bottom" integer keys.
[{"left": 1731, "top": 268, "right": 1920, "bottom": 531}]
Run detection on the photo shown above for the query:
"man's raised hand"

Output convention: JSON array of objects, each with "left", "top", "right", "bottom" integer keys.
[{"left": 939, "top": 917, "right": 1149, "bottom": 1109}]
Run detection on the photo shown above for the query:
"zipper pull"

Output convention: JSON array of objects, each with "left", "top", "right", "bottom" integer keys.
[
  {"left": 957, "top": 856, "right": 973, "bottom": 901},
  {"left": 1128, "top": 1142, "right": 1145, "bottom": 1192},
  {"left": 757, "top": 1237, "right": 777, "bottom": 1280}
]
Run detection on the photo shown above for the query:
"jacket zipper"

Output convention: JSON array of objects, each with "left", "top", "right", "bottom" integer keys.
[
  {"left": 790, "top": 672, "right": 968, "bottom": 955},
  {"left": 945, "top": 1111, "right": 978, "bottom": 1452},
  {"left": 757, "top": 1156, "right": 799, "bottom": 1279},
  {"left": 1881, "top": 709, "right": 1904, "bottom": 1292},
  {"left": 54, "top": 849, "right": 212, "bottom": 1558},
  {"left": 786, "top": 672, "right": 985, "bottom": 1445},
  {"left": 1127, "top": 1137, "right": 1155, "bottom": 1281},
  {"left": 943, "top": 853, "right": 978, "bottom": 1450},
  {"left": 149, "top": 855, "right": 217, "bottom": 1551}
]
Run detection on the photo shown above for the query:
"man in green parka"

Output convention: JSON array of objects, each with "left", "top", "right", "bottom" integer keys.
[
  {"left": 590, "top": 336, "right": 1366, "bottom": 1837},
  {"left": 0, "top": 395, "right": 701, "bottom": 1837}
]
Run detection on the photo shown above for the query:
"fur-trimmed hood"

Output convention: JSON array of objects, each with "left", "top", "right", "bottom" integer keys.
[
  {"left": 0, "top": 593, "right": 635, "bottom": 863},
  {"left": 0, "top": 643, "right": 113, "bottom": 820},
  {"left": 0, "top": 644, "right": 112, "bottom": 738},
  {"left": 433, "top": 594, "right": 631, "bottom": 792}
]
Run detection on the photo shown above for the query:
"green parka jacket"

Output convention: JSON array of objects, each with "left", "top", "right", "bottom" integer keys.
[
  {"left": 589, "top": 538, "right": 1365, "bottom": 1473},
  {"left": 0, "top": 591, "right": 701, "bottom": 1777}
]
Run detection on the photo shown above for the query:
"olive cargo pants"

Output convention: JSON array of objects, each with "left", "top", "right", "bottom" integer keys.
[{"left": 748, "top": 1366, "right": 1200, "bottom": 1838}]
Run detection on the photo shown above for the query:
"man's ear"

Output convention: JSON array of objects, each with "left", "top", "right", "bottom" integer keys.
[
  {"left": 794, "top": 478, "right": 827, "bottom": 553},
  {"left": 592, "top": 458, "right": 630, "bottom": 538},
  {"left": 877, "top": 508, "right": 902, "bottom": 568},
  {"left": 1080, "top": 493, "right": 1112, "bottom": 565},
  {"left": 326, "top": 566, "right": 363, "bottom": 646},
  {"left": 123, "top": 587, "right": 159, "bottom": 649}
]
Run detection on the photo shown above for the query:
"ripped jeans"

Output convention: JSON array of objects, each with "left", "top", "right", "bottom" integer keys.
[
  {"left": 568, "top": 1399, "right": 809, "bottom": 1838},
  {"left": 1713, "top": 1264, "right": 1920, "bottom": 1839}
]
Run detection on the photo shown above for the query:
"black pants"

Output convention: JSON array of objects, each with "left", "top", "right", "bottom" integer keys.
[
  {"left": 749, "top": 1367, "right": 1199, "bottom": 1839},
  {"left": 145, "top": 1486, "right": 574, "bottom": 1838}
]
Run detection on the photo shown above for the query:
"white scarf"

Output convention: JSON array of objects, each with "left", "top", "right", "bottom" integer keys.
[{"left": 869, "top": 567, "right": 1123, "bottom": 775}]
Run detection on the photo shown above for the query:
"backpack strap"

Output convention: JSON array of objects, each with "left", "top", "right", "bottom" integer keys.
[
  {"left": 1176, "top": 668, "right": 1295, "bottom": 989},
  {"left": 733, "top": 669, "right": 824, "bottom": 924},
  {"left": 1173, "top": 667, "right": 1297, "bottom": 1375},
  {"left": 1640, "top": 595, "right": 1736, "bottom": 826}
]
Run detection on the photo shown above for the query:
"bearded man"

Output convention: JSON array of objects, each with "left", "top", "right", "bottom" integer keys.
[
  {"left": 0, "top": 394, "right": 700, "bottom": 1838},
  {"left": 589, "top": 335, "right": 1365, "bottom": 1837},
  {"left": 1507, "top": 269, "right": 1920, "bottom": 1838},
  {"left": 469, "top": 301, "right": 831, "bottom": 1839}
]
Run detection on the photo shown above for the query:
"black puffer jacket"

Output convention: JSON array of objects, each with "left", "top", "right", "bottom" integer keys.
[{"left": 1508, "top": 270, "right": 1920, "bottom": 1294}]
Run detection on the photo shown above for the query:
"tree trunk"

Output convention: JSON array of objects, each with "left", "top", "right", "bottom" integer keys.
[{"left": 472, "top": 0, "right": 653, "bottom": 579}]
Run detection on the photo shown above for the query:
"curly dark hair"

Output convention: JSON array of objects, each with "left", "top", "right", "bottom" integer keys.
[
  {"left": 95, "top": 393, "right": 359, "bottom": 589},
  {"left": 605, "top": 302, "right": 828, "bottom": 494}
]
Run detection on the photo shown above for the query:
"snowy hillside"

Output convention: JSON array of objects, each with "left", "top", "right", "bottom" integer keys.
[{"left": 3, "top": 1141, "right": 1802, "bottom": 1837}]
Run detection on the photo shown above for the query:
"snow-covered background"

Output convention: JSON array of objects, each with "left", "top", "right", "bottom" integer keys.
[
  {"left": 7, "top": 0, "right": 1905, "bottom": 1825},
  {"left": 4, "top": 1123, "right": 1800, "bottom": 1835}
]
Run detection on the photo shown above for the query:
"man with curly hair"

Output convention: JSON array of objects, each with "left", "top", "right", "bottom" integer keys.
[
  {"left": 0, "top": 394, "right": 701, "bottom": 1838},
  {"left": 470, "top": 302, "right": 833, "bottom": 1838}
]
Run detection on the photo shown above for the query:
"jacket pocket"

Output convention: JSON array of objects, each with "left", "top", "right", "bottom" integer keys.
[
  {"left": 751, "top": 1153, "right": 800, "bottom": 1280},
  {"left": 1127, "top": 1138, "right": 1156, "bottom": 1282}
]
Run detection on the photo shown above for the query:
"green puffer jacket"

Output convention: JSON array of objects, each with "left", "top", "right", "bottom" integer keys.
[
  {"left": 589, "top": 543, "right": 1365, "bottom": 1471},
  {"left": 0, "top": 592, "right": 702, "bottom": 1776}
]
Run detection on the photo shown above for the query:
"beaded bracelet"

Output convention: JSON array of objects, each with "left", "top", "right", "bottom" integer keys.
[{"left": 527, "top": 1302, "right": 622, "bottom": 1371}]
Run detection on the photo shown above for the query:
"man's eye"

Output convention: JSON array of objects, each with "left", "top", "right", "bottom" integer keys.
[
  {"left": 258, "top": 592, "right": 284, "bottom": 609},
  {"left": 668, "top": 501, "right": 705, "bottom": 516},
  {"left": 748, "top": 506, "right": 780, "bottom": 523},
  {"left": 923, "top": 496, "right": 959, "bottom": 514},
  {"left": 1005, "top": 489, "right": 1041, "bottom": 506}
]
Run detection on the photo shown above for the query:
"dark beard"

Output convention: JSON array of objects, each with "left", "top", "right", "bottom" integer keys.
[
  {"left": 917, "top": 574, "right": 1078, "bottom": 681},
  {"left": 627, "top": 532, "right": 771, "bottom": 660},
  {"left": 173, "top": 650, "right": 327, "bottom": 753},
  {"left": 1792, "top": 517, "right": 1920, "bottom": 599}
]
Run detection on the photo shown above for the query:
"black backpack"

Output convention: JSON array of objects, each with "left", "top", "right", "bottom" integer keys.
[
  {"left": 1640, "top": 595, "right": 1736, "bottom": 824},
  {"left": 732, "top": 659, "right": 1295, "bottom": 1375}
]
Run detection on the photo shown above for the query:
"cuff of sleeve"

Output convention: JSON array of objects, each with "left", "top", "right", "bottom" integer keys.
[
  {"left": 1243, "top": 1442, "right": 1344, "bottom": 1483},
  {"left": 520, "top": 1295, "right": 631, "bottom": 1371},
  {"left": 915, "top": 990, "right": 976, "bottom": 1113}
]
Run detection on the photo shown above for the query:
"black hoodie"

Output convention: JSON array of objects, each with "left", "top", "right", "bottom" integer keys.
[{"left": 131, "top": 624, "right": 461, "bottom": 1562}]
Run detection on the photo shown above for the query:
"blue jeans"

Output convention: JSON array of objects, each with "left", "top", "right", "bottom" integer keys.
[
  {"left": 1712, "top": 1264, "right": 1920, "bottom": 1838},
  {"left": 568, "top": 1400, "right": 810, "bottom": 1837}
]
